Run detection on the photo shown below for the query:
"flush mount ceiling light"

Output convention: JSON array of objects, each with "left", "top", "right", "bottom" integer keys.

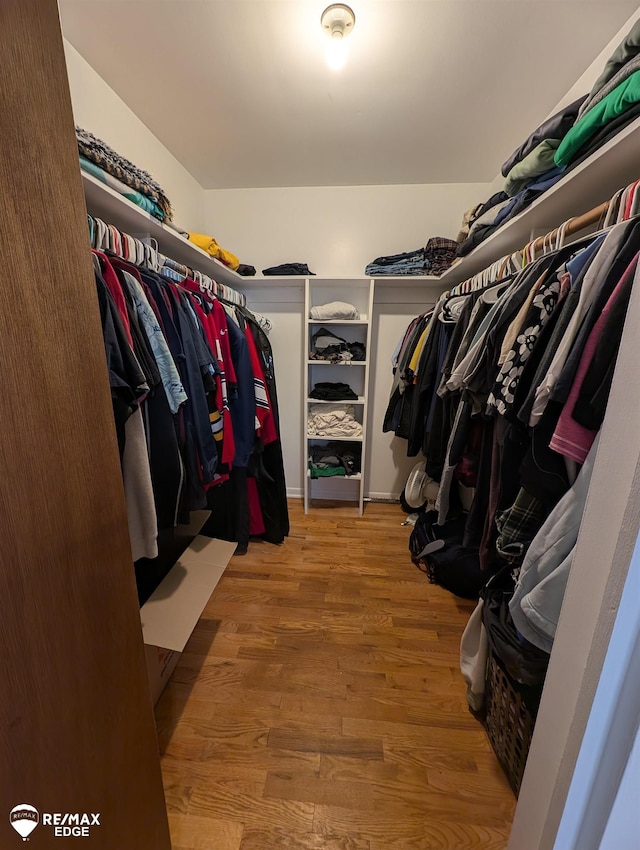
[
  {"left": 321, "top": 3, "right": 356, "bottom": 39},
  {"left": 321, "top": 4, "right": 355, "bottom": 71}
]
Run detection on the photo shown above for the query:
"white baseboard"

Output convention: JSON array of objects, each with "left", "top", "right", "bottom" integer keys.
[{"left": 285, "top": 488, "right": 400, "bottom": 502}]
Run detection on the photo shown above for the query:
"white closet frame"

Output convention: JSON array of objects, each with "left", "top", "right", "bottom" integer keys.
[{"left": 507, "top": 265, "right": 640, "bottom": 850}]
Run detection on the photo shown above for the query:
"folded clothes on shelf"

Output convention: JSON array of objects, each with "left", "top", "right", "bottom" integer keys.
[
  {"left": 188, "top": 232, "right": 240, "bottom": 270},
  {"left": 555, "top": 69, "right": 640, "bottom": 169},
  {"left": 308, "top": 442, "right": 362, "bottom": 477},
  {"left": 309, "top": 382, "right": 358, "bottom": 401},
  {"left": 456, "top": 168, "right": 566, "bottom": 258},
  {"left": 500, "top": 96, "right": 586, "bottom": 177},
  {"left": 310, "top": 301, "right": 360, "bottom": 320},
  {"left": 309, "top": 327, "right": 366, "bottom": 363},
  {"left": 365, "top": 237, "right": 458, "bottom": 277},
  {"left": 262, "top": 263, "right": 315, "bottom": 275},
  {"left": 237, "top": 264, "right": 257, "bottom": 276},
  {"left": 79, "top": 156, "right": 166, "bottom": 220},
  {"left": 76, "top": 126, "right": 174, "bottom": 221},
  {"left": 579, "top": 20, "right": 640, "bottom": 118},
  {"left": 307, "top": 403, "right": 363, "bottom": 438}
]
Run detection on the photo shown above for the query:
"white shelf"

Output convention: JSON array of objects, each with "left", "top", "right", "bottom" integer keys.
[
  {"left": 367, "top": 275, "right": 442, "bottom": 284},
  {"left": 307, "top": 396, "right": 365, "bottom": 404},
  {"left": 307, "top": 360, "right": 368, "bottom": 366},
  {"left": 307, "top": 434, "right": 363, "bottom": 442},
  {"left": 307, "top": 470, "right": 362, "bottom": 480},
  {"left": 81, "top": 171, "right": 244, "bottom": 289},
  {"left": 307, "top": 318, "right": 369, "bottom": 325},
  {"left": 438, "top": 114, "right": 640, "bottom": 287}
]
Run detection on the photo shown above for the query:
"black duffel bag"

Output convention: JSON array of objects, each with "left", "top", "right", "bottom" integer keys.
[{"left": 409, "top": 510, "right": 487, "bottom": 599}]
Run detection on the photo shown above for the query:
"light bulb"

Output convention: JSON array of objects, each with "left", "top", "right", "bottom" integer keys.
[
  {"left": 321, "top": 4, "right": 355, "bottom": 71},
  {"left": 326, "top": 36, "right": 347, "bottom": 71}
]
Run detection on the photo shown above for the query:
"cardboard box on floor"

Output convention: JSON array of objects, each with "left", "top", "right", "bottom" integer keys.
[{"left": 140, "top": 515, "right": 236, "bottom": 704}]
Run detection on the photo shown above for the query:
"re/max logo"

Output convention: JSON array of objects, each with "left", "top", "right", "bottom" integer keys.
[{"left": 42, "top": 813, "right": 101, "bottom": 827}]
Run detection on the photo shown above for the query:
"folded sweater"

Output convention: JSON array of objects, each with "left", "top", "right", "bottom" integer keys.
[
  {"left": 310, "top": 301, "right": 360, "bottom": 320},
  {"left": 504, "top": 139, "right": 561, "bottom": 197},
  {"left": 188, "top": 232, "right": 240, "bottom": 270}
]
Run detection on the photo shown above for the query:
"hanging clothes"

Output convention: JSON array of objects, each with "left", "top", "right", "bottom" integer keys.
[
  {"left": 387, "top": 216, "right": 640, "bottom": 622},
  {"left": 90, "top": 245, "right": 288, "bottom": 581}
]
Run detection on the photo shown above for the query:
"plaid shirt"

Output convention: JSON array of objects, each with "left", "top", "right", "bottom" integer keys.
[
  {"left": 425, "top": 237, "right": 459, "bottom": 276},
  {"left": 495, "top": 489, "right": 549, "bottom": 565}
]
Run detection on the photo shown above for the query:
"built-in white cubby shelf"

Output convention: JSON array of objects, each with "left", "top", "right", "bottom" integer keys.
[{"left": 304, "top": 278, "right": 375, "bottom": 515}]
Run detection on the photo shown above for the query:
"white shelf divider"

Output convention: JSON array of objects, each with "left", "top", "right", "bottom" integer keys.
[
  {"left": 307, "top": 434, "right": 364, "bottom": 443},
  {"left": 307, "top": 397, "right": 365, "bottom": 404},
  {"left": 307, "top": 318, "right": 370, "bottom": 325},
  {"left": 307, "top": 470, "right": 362, "bottom": 481},
  {"left": 306, "top": 360, "right": 369, "bottom": 366}
]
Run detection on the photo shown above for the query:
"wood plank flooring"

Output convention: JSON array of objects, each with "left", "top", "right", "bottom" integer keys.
[{"left": 156, "top": 500, "right": 516, "bottom": 850}]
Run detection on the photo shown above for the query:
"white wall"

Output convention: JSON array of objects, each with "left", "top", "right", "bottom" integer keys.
[
  {"left": 205, "top": 183, "right": 492, "bottom": 277},
  {"left": 215, "top": 182, "right": 489, "bottom": 500},
  {"left": 366, "top": 286, "right": 445, "bottom": 499},
  {"left": 63, "top": 39, "right": 206, "bottom": 231}
]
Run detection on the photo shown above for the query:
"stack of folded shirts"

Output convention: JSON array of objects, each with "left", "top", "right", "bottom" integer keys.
[
  {"left": 76, "top": 126, "right": 173, "bottom": 221},
  {"left": 307, "top": 403, "right": 363, "bottom": 438},
  {"left": 499, "top": 96, "right": 585, "bottom": 189},
  {"left": 365, "top": 238, "right": 458, "bottom": 277},
  {"left": 456, "top": 191, "right": 510, "bottom": 257},
  {"left": 455, "top": 95, "right": 588, "bottom": 258},
  {"left": 79, "top": 155, "right": 167, "bottom": 220},
  {"left": 262, "top": 263, "right": 315, "bottom": 276},
  {"left": 555, "top": 22, "right": 640, "bottom": 169},
  {"left": 309, "top": 382, "right": 358, "bottom": 401},
  {"left": 310, "top": 301, "right": 360, "bottom": 320}
]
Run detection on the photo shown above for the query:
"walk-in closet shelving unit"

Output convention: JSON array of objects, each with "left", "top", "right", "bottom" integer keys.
[
  {"left": 81, "top": 170, "right": 244, "bottom": 289},
  {"left": 304, "top": 278, "right": 375, "bottom": 515}
]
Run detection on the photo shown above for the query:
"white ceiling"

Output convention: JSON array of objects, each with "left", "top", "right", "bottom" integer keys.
[{"left": 59, "top": 1, "right": 637, "bottom": 190}]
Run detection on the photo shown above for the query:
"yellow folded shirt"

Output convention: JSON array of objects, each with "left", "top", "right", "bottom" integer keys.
[{"left": 188, "top": 232, "right": 240, "bottom": 271}]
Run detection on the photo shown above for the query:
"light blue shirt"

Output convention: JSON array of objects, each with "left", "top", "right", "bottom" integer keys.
[{"left": 120, "top": 270, "right": 188, "bottom": 413}]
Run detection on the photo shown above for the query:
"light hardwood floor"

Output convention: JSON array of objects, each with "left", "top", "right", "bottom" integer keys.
[{"left": 156, "top": 500, "right": 516, "bottom": 850}]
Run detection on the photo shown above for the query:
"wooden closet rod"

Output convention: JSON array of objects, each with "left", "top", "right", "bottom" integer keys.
[{"left": 529, "top": 199, "right": 610, "bottom": 253}]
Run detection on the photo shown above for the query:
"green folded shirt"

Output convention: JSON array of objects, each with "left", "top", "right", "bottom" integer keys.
[
  {"left": 309, "top": 466, "right": 347, "bottom": 478},
  {"left": 555, "top": 69, "right": 640, "bottom": 168},
  {"left": 504, "top": 139, "right": 561, "bottom": 197}
]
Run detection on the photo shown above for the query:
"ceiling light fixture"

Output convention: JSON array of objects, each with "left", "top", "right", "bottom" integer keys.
[{"left": 321, "top": 4, "right": 355, "bottom": 71}]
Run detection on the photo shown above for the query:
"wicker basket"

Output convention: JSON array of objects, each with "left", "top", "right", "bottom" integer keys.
[{"left": 483, "top": 649, "right": 544, "bottom": 796}]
